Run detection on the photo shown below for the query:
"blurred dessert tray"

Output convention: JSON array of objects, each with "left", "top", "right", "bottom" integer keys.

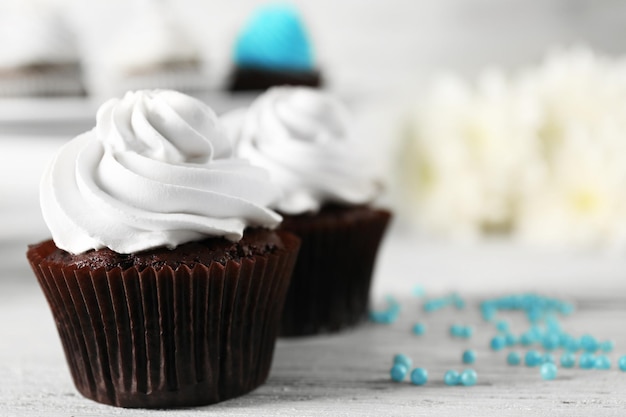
[{"left": 0, "top": 92, "right": 261, "bottom": 137}]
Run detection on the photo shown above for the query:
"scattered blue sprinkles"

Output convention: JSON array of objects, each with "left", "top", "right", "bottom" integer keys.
[
  {"left": 507, "top": 351, "right": 521, "bottom": 366},
  {"left": 393, "top": 354, "right": 413, "bottom": 370},
  {"left": 525, "top": 350, "right": 543, "bottom": 367},
  {"left": 540, "top": 363, "right": 557, "bottom": 380},
  {"left": 490, "top": 335, "right": 507, "bottom": 351},
  {"left": 460, "top": 369, "right": 478, "bottom": 386},
  {"left": 412, "top": 322, "right": 427, "bottom": 336},
  {"left": 462, "top": 349, "right": 476, "bottom": 365},
  {"left": 444, "top": 370, "right": 460, "bottom": 386},
  {"left": 579, "top": 352, "right": 596, "bottom": 369},
  {"left": 560, "top": 352, "right": 576, "bottom": 368},
  {"left": 594, "top": 355, "right": 611, "bottom": 370},
  {"left": 369, "top": 295, "right": 401, "bottom": 324},
  {"left": 390, "top": 364, "right": 408, "bottom": 382},
  {"left": 410, "top": 368, "right": 428, "bottom": 386},
  {"left": 385, "top": 291, "right": 623, "bottom": 388}
]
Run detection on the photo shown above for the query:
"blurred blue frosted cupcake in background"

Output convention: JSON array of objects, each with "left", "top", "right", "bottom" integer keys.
[
  {"left": 0, "top": 3, "right": 83, "bottom": 97},
  {"left": 228, "top": 3, "right": 322, "bottom": 91}
]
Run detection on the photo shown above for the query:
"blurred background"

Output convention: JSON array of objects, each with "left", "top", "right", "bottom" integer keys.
[{"left": 2, "top": 0, "right": 626, "bottom": 297}]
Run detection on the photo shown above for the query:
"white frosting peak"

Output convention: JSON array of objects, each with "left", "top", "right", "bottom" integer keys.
[
  {"left": 223, "top": 87, "right": 381, "bottom": 214},
  {"left": 41, "top": 90, "right": 282, "bottom": 254}
]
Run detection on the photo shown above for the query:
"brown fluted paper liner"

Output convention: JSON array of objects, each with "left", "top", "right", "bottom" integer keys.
[
  {"left": 27, "top": 234, "right": 299, "bottom": 408},
  {"left": 279, "top": 207, "right": 391, "bottom": 336}
]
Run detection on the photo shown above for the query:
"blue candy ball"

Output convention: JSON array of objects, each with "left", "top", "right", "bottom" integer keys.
[
  {"left": 579, "top": 352, "right": 595, "bottom": 369},
  {"left": 393, "top": 354, "right": 413, "bottom": 369},
  {"left": 560, "top": 352, "right": 576, "bottom": 368},
  {"left": 490, "top": 335, "right": 507, "bottom": 351},
  {"left": 460, "top": 369, "right": 477, "bottom": 386},
  {"left": 462, "top": 349, "right": 476, "bottom": 364},
  {"left": 412, "top": 323, "right": 426, "bottom": 336},
  {"left": 410, "top": 368, "right": 428, "bottom": 386},
  {"left": 390, "top": 364, "right": 408, "bottom": 382},
  {"left": 540, "top": 363, "right": 557, "bottom": 380},
  {"left": 444, "top": 370, "right": 460, "bottom": 386},
  {"left": 525, "top": 350, "right": 542, "bottom": 367},
  {"left": 507, "top": 351, "right": 521, "bottom": 366}
]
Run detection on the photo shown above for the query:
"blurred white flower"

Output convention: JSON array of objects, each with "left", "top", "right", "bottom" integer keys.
[{"left": 400, "top": 47, "right": 626, "bottom": 249}]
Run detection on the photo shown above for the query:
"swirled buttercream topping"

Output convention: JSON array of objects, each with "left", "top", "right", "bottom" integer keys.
[
  {"left": 224, "top": 87, "right": 380, "bottom": 214},
  {"left": 41, "top": 89, "right": 282, "bottom": 254}
]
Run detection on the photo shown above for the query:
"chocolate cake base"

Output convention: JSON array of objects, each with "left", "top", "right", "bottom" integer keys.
[
  {"left": 27, "top": 229, "right": 300, "bottom": 408},
  {"left": 278, "top": 205, "right": 391, "bottom": 337},
  {"left": 228, "top": 67, "right": 322, "bottom": 91}
]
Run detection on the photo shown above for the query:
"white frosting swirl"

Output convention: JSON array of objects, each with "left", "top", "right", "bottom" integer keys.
[
  {"left": 41, "top": 90, "right": 282, "bottom": 254},
  {"left": 224, "top": 87, "right": 380, "bottom": 214}
]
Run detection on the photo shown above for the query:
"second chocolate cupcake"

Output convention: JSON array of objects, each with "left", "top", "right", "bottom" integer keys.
[{"left": 223, "top": 87, "right": 391, "bottom": 336}]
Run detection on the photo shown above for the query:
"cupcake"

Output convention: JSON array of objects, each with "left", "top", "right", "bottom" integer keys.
[
  {"left": 26, "top": 90, "right": 300, "bottom": 408},
  {"left": 67, "top": 1, "right": 207, "bottom": 99},
  {"left": 223, "top": 87, "right": 391, "bottom": 336},
  {"left": 0, "top": 3, "right": 83, "bottom": 97},
  {"left": 228, "top": 4, "right": 322, "bottom": 92}
]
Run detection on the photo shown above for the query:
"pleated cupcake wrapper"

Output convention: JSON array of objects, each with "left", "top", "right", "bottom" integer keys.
[
  {"left": 279, "top": 209, "right": 391, "bottom": 336},
  {"left": 27, "top": 235, "right": 299, "bottom": 408}
]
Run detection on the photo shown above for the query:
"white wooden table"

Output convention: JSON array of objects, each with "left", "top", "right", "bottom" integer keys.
[{"left": 3, "top": 230, "right": 626, "bottom": 417}]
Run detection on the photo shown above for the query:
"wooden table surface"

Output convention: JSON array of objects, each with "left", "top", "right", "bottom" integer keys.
[{"left": 2, "top": 236, "right": 626, "bottom": 416}]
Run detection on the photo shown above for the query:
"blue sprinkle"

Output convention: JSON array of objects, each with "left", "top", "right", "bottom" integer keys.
[
  {"left": 412, "top": 322, "right": 427, "bottom": 336},
  {"left": 619, "top": 356, "right": 626, "bottom": 371},
  {"left": 460, "top": 369, "right": 477, "bottom": 386},
  {"left": 540, "top": 363, "right": 557, "bottom": 380},
  {"left": 450, "top": 324, "right": 464, "bottom": 337},
  {"left": 460, "top": 326, "right": 473, "bottom": 338},
  {"left": 594, "top": 355, "right": 611, "bottom": 370},
  {"left": 390, "top": 364, "right": 408, "bottom": 382},
  {"left": 369, "top": 296, "right": 401, "bottom": 324},
  {"left": 481, "top": 304, "right": 497, "bottom": 321},
  {"left": 580, "top": 334, "right": 599, "bottom": 353},
  {"left": 542, "top": 333, "right": 560, "bottom": 351},
  {"left": 462, "top": 349, "right": 476, "bottom": 365},
  {"left": 579, "top": 352, "right": 595, "bottom": 369},
  {"left": 444, "top": 370, "right": 460, "bottom": 386},
  {"left": 490, "top": 335, "right": 507, "bottom": 351},
  {"left": 424, "top": 299, "right": 446, "bottom": 313},
  {"left": 519, "top": 332, "right": 535, "bottom": 346},
  {"left": 599, "top": 340, "right": 614, "bottom": 353},
  {"left": 525, "top": 350, "right": 542, "bottom": 367},
  {"left": 507, "top": 351, "right": 521, "bottom": 366},
  {"left": 393, "top": 354, "right": 413, "bottom": 370},
  {"left": 560, "top": 352, "right": 576, "bottom": 368},
  {"left": 496, "top": 320, "right": 509, "bottom": 332},
  {"left": 410, "top": 368, "right": 428, "bottom": 385},
  {"left": 564, "top": 337, "right": 580, "bottom": 352},
  {"left": 505, "top": 333, "right": 517, "bottom": 346},
  {"left": 542, "top": 353, "right": 555, "bottom": 364}
]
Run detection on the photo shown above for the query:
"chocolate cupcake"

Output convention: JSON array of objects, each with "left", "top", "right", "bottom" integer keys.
[
  {"left": 223, "top": 87, "right": 391, "bottom": 336},
  {"left": 228, "top": 4, "right": 322, "bottom": 91},
  {"left": 26, "top": 90, "right": 299, "bottom": 408}
]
